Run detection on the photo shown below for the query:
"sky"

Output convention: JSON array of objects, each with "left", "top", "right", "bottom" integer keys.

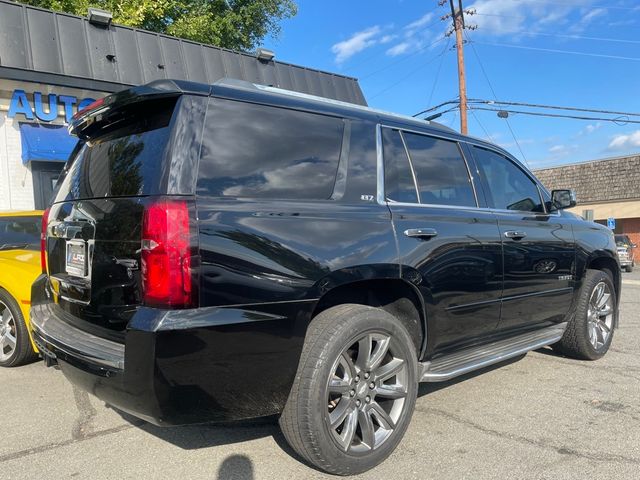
[{"left": 263, "top": 0, "right": 640, "bottom": 169}]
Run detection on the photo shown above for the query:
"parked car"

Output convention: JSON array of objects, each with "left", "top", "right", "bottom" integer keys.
[
  {"left": 615, "top": 234, "right": 636, "bottom": 272},
  {"left": 0, "top": 210, "right": 42, "bottom": 367},
  {"left": 31, "top": 80, "right": 621, "bottom": 475}
]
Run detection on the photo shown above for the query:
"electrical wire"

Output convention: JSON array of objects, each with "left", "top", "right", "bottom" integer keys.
[
  {"left": 473, "top": 41, "right": 640, "bottom": 62},
  {"left": 426, "top": 37, "right": 452, "bottom": 109},
  {"left": 469, "top": 108, "right": 495, "bottom": 143},
  {"left": 500, "top": 30, "right": 640, "bottom": 45},
  {"left": 467, "top": 99, "right": 640, "bottom": 118},
  {"left": 497, "top": 0, "right": 640, "bottom": 11},
  {"left": 465, "top": 33, "right": 530, "bottom": 167},
  {"left": 360, "top": 36, "right": 447, "bottom": 80},
  {"left": 470, "top": 107, "right": 640, "bottom": 124},
  {"left": 368, "top": 43, "right": 451, "bottom": 100}
]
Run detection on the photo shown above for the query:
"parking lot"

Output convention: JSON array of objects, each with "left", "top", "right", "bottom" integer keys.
[{"left": 2, "top": 271, "right": 639, "bottom": 480}]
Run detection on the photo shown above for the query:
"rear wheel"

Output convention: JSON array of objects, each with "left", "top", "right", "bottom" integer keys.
[
  {"left": 279, "top": 304, "right": 418, "bottom": 475},
  {"left": 555, "top": 269, "right": 616, "bottom": 360},
  {"left": 0, "top": 289, "right": 37, "bottom": 367},
  {"left": 626, "top": 265, "right": 633, "bottom": 273}
]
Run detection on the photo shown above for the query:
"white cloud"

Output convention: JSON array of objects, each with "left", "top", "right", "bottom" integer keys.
[
  {"left": 386, "top": 42, "right": 411, "bottom": 56},
  {"left": 331, "top": 26, "right": 381, "bottom": 63},
  {"left": 467, "top": 0, "right": 593, "bottom": 35},
  {"left": 608, "top": 130, "right": 640, "bottom": 150},
  {"left": 380, "top": 34, "right": 397, "bottom": 44},
  {"left": 576, "top": 122, "right": 602, "bottom": 137},
  {"left": 580, "top": 8, "right": 606, "bottom": 25},
  {"left": 405, "top": 12, "right": 435, "bottom": 32},
  {"left": 549, "top": 145, "right": 566, "bottom": 153}
]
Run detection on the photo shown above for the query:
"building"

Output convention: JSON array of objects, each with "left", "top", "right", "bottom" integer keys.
[
  {"left": 534, "top": 154, "right": 640, "bottom": 245},
  {"left": 0, "top": 0, "right": 366, "bottom": 211}
]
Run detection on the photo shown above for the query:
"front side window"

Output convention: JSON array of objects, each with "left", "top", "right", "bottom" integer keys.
[
  {"left": 403, "top": 132, "right": 476, "bottom": 207},
  {"left": 473, "top": 146, "right": 544, "bottom": 212},
  {"left": 197, "top": 99, "right": 344, "bottom": 200}
]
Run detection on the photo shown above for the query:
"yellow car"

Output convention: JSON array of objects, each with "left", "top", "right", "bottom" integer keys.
[{"left": 0, "top": 210, "right": 42, "bottom": 367}]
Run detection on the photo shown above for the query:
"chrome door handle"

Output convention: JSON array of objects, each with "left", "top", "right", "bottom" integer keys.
[
  {"left": 404, "top": 228, "right": 438, "bottom": 239},
  {"left": 504, "top": 230, "right": 527, "bottom": 240}
]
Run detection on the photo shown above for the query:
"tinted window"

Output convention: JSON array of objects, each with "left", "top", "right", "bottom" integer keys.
[
  {"left": 403, "top": 132, "right": 476, "bottom": 207},
  {"left": 55, "top": 99, "right": 176, "bottom": 202},
  {"left": 0, "top": 216, "right": 41, "bottom": 251},
  {"left": 382, "top": 128, "right": 418, "bottom": 203},
  {"left": 473, "top": 147, "right": 544, "bottom": 212},
  {"left": 198, "top": 99, "right": 344, "bottom": 199}
]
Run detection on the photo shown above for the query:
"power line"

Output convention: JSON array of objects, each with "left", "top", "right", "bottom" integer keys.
[
  {"left": 368, "top": 45, "right": 451, "bottom": 100},
  {"left": 467, "top": 99, "right": 640, "bottom": 118},
  {"left": 499, "top": 30, "right": 640, "bottom": 45},
  {"left": 470, "top": 107, "right": 640, "bottom": 124},
  {"left": 473, "top": 41, "right": 640, "bottom": 62},
  {"left": 499, "top": 0, "right": 640, "bottom": 11},
  {"left": 359, "top": 36, "right": 447, "bottom": 80},
  {"left": 343, "top": 17, "right": 446, "bottom": 74},
  {"left": 465, "top": 32, "right": 530, "bottom": 166},
  {"left": 469, "top": 108, "right": 495, "bottom": 143},
  {"left": 426, "top": 37, "right": 452, "bottom": 108}
]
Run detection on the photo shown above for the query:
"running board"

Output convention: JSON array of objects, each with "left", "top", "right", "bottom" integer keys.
[{"left": 418, "top": 323, "right": 567, "bottom": 383}]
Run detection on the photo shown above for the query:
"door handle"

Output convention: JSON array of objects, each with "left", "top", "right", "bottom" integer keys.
[
  {"left": 404, "top": 228, "right": 438, "bottom": 239},
  {"left": 504, "top": 230, "right": 527, "bottom": 240}
]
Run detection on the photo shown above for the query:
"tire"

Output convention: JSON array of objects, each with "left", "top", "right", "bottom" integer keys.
[
  {"left": 626, "top": 265, "right": 633, "bottom": 273},
  {"left": 0, "top": 289, "right": 37, "bottom": 367},
  {"left": 554, "top": 269, "right": 616, "bottom": 360},
  {"left": 279, "top": 304, "right": 418, "bottom": 476}
]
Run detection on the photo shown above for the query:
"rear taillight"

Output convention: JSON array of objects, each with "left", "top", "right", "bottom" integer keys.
[
  {"left": 141, "top": 199, "right": 197, "bottom": 309},
  {"left": 41, "top": 208, "right": 50, "bottom": 273}
]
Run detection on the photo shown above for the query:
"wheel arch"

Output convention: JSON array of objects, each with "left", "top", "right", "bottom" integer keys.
[{"left": 312, "top": 278, "right": 427, "bottom": 358}]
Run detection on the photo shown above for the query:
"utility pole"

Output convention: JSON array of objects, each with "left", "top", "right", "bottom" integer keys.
[{"left": 441, "top": 0, "right": 474, "bottom": 134}]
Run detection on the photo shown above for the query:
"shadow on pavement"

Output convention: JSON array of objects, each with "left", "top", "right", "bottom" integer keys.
[{"left": 217, "top": 454, "right": 254, "bottom": 480}]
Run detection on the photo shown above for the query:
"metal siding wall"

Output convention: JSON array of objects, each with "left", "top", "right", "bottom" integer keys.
[
  {"left": 57, "top": 15, "right": 91, "bottom": 78},
  {"left": 220, "top": 50, "right": 243, "bottom": 79},
  {"left": 112, "top": 27, "right": 143, "bottom": 85},
  {"left": 182, "top": 43, "right": 208, "bottom": 83},
  {"left": 86, "top": 26, "right": 117, "bottom": 82},
  {"left": 27, "top": 9, "right": 61, "bottom": 73},
  {"left": 0, "top": 1, "right": 367, "bottom": 105},
  {"left": 136, "top": 31, "right": 165, "bottom": 83},
  {"left": 0, "top": 3, "right": 29, "bottom": 68},
  {"left": 202, "top": 47, "right": 227, "bottom": 83},
  {"left": 160, "top": 37, "right": 186, "bottom": 80},
  {"left": 240, "top": 56, "right": 261, "bottom": 84}
]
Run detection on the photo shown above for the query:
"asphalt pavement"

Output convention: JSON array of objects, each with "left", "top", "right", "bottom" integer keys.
[{"left": 2, "top": 270, "right": 640, "bottom": 479}]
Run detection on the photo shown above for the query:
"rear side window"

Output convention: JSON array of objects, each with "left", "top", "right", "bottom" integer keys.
[
  {"left": 197, "top": 99, "right": 344, "bottom": 199},
  {"left": 472, "top": 147, "right": 544, "bottom": 212},
  {"left": 382, "top": 128, "right": 418, "bottom": 203},
  {"left": 0, "top": 216, "right": 41, "bottom": 251},
  {"left": 54, "top": 98, "right": 177, "bottom": 202},
  {"left": 403, "top": 132, "right": 476, "bottom": 207}
]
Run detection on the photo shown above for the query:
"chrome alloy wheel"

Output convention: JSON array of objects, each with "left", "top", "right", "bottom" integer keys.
[
  {"left": 587, "top": 281, "right": 614, "bottom": 350},
  {"left": 0, "top": 300, "right": 17, "bottom": 362},
  {"left": 325, "top": 332, "right": 408, "bottom": 453}
]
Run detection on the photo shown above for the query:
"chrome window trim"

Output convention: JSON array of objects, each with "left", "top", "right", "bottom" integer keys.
[
  {"left": 397, "top": 130, "right": 422, "bottom": 203},
  {"left": 377, "top": 124, "right": 480, "bottom": 210}
]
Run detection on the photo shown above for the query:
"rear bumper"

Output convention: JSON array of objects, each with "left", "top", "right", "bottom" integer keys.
[{"left": 30, "top": 276, "right": 311, "bottom": 426}]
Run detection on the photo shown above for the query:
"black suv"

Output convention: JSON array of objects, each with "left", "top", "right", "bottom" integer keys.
[{"left": 31, "top": 79, "right": 620, "bottom": 475}]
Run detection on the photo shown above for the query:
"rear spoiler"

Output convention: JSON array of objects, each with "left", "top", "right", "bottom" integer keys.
[{"left": 68, "top": 80, "right": 211, "bottom": 140}]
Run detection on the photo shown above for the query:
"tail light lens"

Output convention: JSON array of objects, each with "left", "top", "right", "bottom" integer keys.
[
  {"left": 141, "top": 198, "right": 198, "bottom": 309},
  {"left": 41, "top": 208, "right": 50, "bottom": 273}
]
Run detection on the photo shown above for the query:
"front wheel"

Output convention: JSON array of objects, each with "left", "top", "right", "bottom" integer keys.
[
  {"left": 555, "top": 269, "right": 616, "bottom": 360},
  {"left": 279, "top": 304, "right": 418, "bottom": 476}
]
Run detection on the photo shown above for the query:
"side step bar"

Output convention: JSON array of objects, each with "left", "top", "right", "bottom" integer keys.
[{"left": 418, "top": 323, "right": 567, "bottom": 382}]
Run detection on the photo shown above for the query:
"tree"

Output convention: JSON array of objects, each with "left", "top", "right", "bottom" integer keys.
[{"left": 22, "top": 1, "right": 297, "bottom": 51}]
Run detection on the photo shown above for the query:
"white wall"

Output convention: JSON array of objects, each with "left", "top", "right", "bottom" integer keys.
[{"left": 0, "top": 112, "right": 35, "bottom": 210}]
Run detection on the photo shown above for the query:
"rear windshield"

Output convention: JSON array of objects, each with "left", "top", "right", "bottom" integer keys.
[
  {"left": 54, "top": 98, "right": 177, "bottom": 202},
  {"left": 0, "top": 216, "right": 41, "bottom": 251}
]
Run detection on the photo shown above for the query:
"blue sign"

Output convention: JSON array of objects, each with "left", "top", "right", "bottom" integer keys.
[
  {"left": 8, "top": 89, "right": 96, "bottom": 123},
  {"left": 607, "top": 218, "right": 616, "bottom": 230}
]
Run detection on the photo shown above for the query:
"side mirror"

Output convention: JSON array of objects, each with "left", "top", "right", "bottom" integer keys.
[{"left": 551, "top": 189, "right": 577, "bottom": 210}]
